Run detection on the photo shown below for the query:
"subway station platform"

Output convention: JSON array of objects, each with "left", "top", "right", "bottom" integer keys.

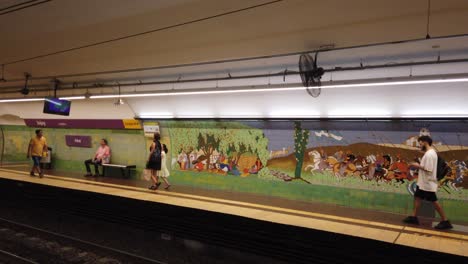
[{"left": 0, "top": 166, "right": 467, "bottom": 263}]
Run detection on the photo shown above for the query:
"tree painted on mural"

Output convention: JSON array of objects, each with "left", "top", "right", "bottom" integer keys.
[
  {"left": 197, "top": 129, "right": 223, "bottom": 169},
  {"left": 294, "top": 121, "right": 310, "bottom": 182},
  {"left": 222, "top": 129, "right": 252, "bottom": 165},
  {"left": 223, "top": 129, "right": 268, "bottom": 159},
  {"left": 167, "top": 122, "right": 270, "bottom": 176},
  {"left": 251, "top": 130, "right": 271, "bottom": 179},
  {"left": 168, "top": 127, "right": 199, "bottom": 157}
]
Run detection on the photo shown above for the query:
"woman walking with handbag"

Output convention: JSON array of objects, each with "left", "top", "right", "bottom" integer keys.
[{"left": 147, "top": 132, "right": 162, "bottom": 190}]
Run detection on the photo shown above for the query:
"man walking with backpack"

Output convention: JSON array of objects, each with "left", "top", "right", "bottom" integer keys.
[{"left": 403, "top": 135, "right": 453, "bottom": 230}]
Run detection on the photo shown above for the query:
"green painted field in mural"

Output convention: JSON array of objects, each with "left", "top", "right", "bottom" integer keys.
[{"left": 170, "top": 170, "right": 468, "bottom": 222}]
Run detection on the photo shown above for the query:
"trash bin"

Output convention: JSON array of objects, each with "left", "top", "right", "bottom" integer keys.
[{"left": 40, "top": 147, "right": 52, "bottom": 170}]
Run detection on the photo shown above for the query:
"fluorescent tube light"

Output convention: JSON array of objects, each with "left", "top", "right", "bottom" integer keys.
[
  {"left": 59, "top": 96, "right": 86, "bottom": 100},
  {"left": 0, "top": 96, "right": 85, "bottom": 103},
  {"left": 321, "top": 77, "right": 468, "bottom": 89},
  {"left": 139, "top": 115, "right": 175, "bottom": 119},
  {"left": 2, "top": 74, "right": 468, "bottom": 102},
  {"left": 400, "top": 114, "right": 468, "bottom": 118},
  {"left": 90, "top": 86, "right": 305, "bottom": 99},
  {"left": 0, "top": 98, "right": 45, "bottom": 103},
  {"left": 89, "top": 75, "right": 468, "bottom": 99}
]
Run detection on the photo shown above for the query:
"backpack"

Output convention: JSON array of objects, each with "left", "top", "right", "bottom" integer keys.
[{"left": 436, "top": 155, "right": 451, "bottom": 180}]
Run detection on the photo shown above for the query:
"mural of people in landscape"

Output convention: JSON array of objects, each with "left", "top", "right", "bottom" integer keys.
[
  {"left": 1, "top": 120, "right": 466, "bottom": 221},
  {"left": 162, "top": 120, "right": 467, "bottom": 222},
  {"left": 167, "top": 122, "right": 467, "bottom": 189}
]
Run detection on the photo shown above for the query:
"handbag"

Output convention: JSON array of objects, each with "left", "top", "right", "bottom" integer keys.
[{"left": 143, "top": 168, "right": 152, "bottom": 181}]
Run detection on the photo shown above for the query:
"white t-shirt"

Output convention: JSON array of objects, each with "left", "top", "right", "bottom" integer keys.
[{"left": 417, "top": 148, "right": 438, "bottom": 192}]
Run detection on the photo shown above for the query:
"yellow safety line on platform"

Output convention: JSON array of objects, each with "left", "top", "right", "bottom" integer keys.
[{"left": 0, "top": 168, "right": 466, "bottom": 256}]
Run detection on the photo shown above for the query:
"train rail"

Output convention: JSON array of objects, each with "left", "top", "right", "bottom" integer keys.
[{"left": 0, "top": 217, "right": 166, "bottom": 264}]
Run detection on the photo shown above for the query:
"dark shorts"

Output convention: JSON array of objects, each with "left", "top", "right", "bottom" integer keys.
[
  {"left": 146, "top": 160, "right": 161, "bottom": 171},
  {"left": 414, "top": 186, "right": 438, "bottom": 202},
  {"left": 32, "top": 156, "right": 42, "bottom": 166}
]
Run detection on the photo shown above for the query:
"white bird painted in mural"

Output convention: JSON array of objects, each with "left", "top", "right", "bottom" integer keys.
[{"left": 314, "top": 130, "right": 343, "bottom": 141}]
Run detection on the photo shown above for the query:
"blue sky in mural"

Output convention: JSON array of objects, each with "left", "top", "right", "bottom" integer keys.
[{"left": 263, "top": 129, "right": 468, "bottom": 151}]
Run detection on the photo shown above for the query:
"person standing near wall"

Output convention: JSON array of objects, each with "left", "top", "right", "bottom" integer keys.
[
  {"left": 403, "top": 135, "right": 453, "bottom": 230},
  {"left": 147, "top": 132, "right": 162, "bottom": 190},
  {"left": 159, "top": 144, "right": 171, "bottom": 190},
  {"left": 27, "top": 129, "right": 47, "bottom": 178},
  {"left": 84, "top": 139, "right": 111, "bottom": 177}
]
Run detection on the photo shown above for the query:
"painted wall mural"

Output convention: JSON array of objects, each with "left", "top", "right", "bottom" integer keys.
[
  {"left": 164, "top": 121, "right": 467, "bottom": 189},
  {"left": 160, "top": 120, "right": 468, "bottom": 221},
  {"left": 1, "top": 120, "right": 467, "bottom": 221}
]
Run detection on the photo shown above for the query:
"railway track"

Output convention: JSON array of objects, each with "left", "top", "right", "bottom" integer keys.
[
  {"left": 0, "top": 217, "right": 166, "bottom": 264},
  {"left": 0, "top": 248, "right": 38, "bottom": 264}
]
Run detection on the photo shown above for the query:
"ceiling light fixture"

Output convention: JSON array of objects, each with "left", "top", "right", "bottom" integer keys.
[
  {"left": 89, "top": 74, "right": 468, "bottom": 99},
  {"left": 2, "top": 73, "right": 468, "bottom": 103},
  {"left": 0, "top": 96, "right": 85, "bottom": 103},
  {"left": 0, "top": 98, "right": 45, "bottom": 103},
  {"left": 59, "top": 96, "right": 86, "bottom": 100},
  {"left": 91, "top": 86, "right": 303, "bottom": 99}
]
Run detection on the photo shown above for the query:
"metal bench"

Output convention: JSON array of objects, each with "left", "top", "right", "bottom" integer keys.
[{"left": 101, "top": 164, "right": 136, "bottom": 178}]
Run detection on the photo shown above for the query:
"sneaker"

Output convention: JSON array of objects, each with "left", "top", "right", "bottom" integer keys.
[
  {"left": 39, "top": 172, "right": 44, "bottom": 178},
  {"left": 434, "top": 220, "right": 453, "bottom": 230},
  {"left": 148, "top": 185, "right": 156, "bottom": 190},
  {"left": 30, "top": 172, "right": 35, "bottom": 177},
  {"left": 84, "top": 173, "right": 92, "bottom": 177},
  {"left": 403, "top": 216, "right": 420, "bottom": 225},
  {"left": 154, "top": 182, "right": 162, "bottom": 190}
]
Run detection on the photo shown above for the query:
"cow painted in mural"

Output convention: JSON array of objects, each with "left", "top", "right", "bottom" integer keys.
[{"left": 269, "top": 146, "right": 292, "bottom": 159}]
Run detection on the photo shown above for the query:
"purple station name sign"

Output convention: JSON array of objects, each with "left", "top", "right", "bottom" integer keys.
[
  {"left": 24, "top": 119, "right": 126, "bottom": 129},
  {"left": 65, "top": 135, "right": 92, "bottom": 148}
]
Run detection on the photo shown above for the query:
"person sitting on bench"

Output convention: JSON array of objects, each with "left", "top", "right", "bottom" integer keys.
[{"left": 84, "top": 139, "right": 111, "bottom": 177}]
